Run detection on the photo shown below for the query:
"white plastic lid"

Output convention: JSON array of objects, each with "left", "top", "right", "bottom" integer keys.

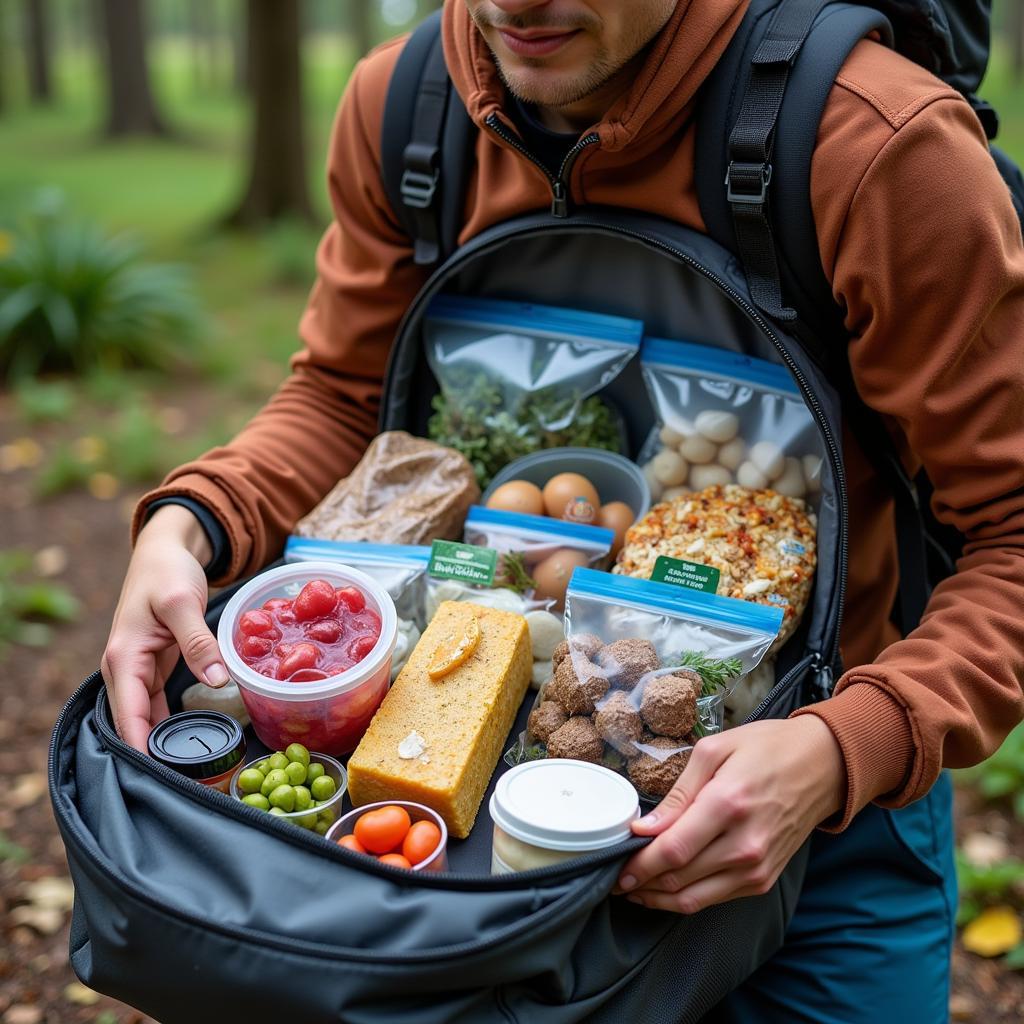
[{"left": 489, "top": 759, "right": 640, "bottom": 853}]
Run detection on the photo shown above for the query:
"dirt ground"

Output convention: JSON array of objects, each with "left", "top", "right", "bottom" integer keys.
[{"left": 0, "top": 393, "right": 1021, "bottom": 1024}]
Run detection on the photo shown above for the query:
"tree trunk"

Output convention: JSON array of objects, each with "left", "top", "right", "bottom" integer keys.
[
  {"left": 95, "top": 0, "right": 169, "bottom": 136},
  {"left": 223, "top": 0, "right": 314, "bottom": 226},
  {"left": 24, "top": 0, "right": 53, "bottom": 102},
  {"left": 347, "top": 0, "right": 374, "bottom": 58},
  {"left": 1011, "top": 0, "right": 1024, "bottom": 83}
]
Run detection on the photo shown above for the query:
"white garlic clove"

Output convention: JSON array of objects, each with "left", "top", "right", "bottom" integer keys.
[
  {"left": 717, "top": 436, "right": 746, "bottom": 471},
  {"left": 679, "top": 434, "right": 717, "bottom": 465},
  {"left": 659, "top": 424, "right": 686, "bottom": 447},
  {"left": 773, "top": 456, "right": 807, "bottom": 498},
  {"left": 652, "top": 448, "right": 689, "bottom": 486},
  {"left": 662, "top": 485, "right": 691, "bottom": 501},
  {"left": 736, "top": 461, "right": 769, "bottom": 489},
  {"left": 695, "top": 410, "right": 740, "bottom": 444},
  {"left": 689, "top": 464, "right": 733, "bottom": 490},
  {"left": 748, "top": 440, "right": 785, "bottom": 480},
  {"left": 802, "top": 454, "right": 823, "bottom": 493},
  {"left": 642, "top": 460, "right": 665, "bottom": 501}
]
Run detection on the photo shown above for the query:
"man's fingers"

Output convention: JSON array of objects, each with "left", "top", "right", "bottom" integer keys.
[
  {"left": 157, "top": 592, "right": 227, "bottom": 687},
  {"left": 616, "top": 800, "right": 727, "bottom": 894},
  {"left": 631, "top": 735, "right": 733, "bottom": 837},
  {"left": 107, "top": 652, "right": 160, "bottom": 752},
  {"left": 625, "top": 869, "right": 765, "bottom": 915}
]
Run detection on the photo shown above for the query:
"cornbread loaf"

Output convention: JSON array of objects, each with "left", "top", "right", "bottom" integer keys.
[{"left": 347, "top": 601, "right": 532, "bottom": 838}]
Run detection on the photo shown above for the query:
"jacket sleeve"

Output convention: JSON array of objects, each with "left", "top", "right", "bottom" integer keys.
[
  {"left": 132, "top": 40, "right": 426, "bottom": 585},
  {"left": 795, "top": 89, "right": 1024, "bottom": 828}
]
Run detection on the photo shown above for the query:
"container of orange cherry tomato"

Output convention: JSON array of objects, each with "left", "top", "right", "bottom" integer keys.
[
  {"left": 327, "top": 801, "right": 448, "bottom": 873},
  {"left": 217, "top": 562, "right": 398, "bottom": 757}
]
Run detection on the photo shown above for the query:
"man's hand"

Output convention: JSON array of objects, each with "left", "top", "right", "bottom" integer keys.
[
  {"left": 615, "top": 716, "right": 845, "bottom": 913},
  {"left": 101, "top": 505, "right": 224, "bottom": 752}
]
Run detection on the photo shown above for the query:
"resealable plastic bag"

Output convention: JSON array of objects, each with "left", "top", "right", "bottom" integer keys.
[
  {"left": 637, "top": 337, "right": 827, "bottom": 506},
  {"left": 508, "top": 567, "right": 783, "bottom": 800},
  {"left": 424, "top": 295, "right": 642, "bottom": 486}
]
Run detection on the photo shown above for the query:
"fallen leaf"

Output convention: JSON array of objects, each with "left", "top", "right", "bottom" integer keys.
[
  {"left": 3, "top": 1005, "right": 44, "bottom": 1024},
  {"left": 8, "top": 773, "right": 47, "bottom": 810},
  {"left": 0, "top": 438, "right": 44, "bottom": 472},
  {"left": 33, "top": 544, "right": 68, "bottom": 577},
  {"left": 71, "top": 435, "right": 106, "bottom": 463},
  {"left": 962, "top": 905, "right": 1022, "bottom": 957},
  {"left": 21, "top": 875, "right": 75, "bottom": 911},
  {"left": 9, "top": 905, "right": 65, "bottom": 935},
  {"left": 961, "top": 831, "right": 1010, "bottom": 868},
  {"left": 64, "top": 983, "right": 100, "bottom": 1007},
  {"left": 88, "top": 472, "right": 120, "bottom": 500},
  {"left": 949, "top": 992, "right": 975, "bottom": 1021}
]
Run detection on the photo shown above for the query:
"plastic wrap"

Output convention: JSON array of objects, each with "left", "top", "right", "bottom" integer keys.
[
  {"left": 424, "top": 296, "right": 641, "bottom": 486},
  {"left": 508, "top": 567, "right": 783, "bottom": 800}
]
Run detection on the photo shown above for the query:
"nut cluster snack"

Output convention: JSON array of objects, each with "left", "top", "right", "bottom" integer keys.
[
  {"left": 614, "top": 484, "right": 817, "bottom": 646},
  {"left": 527, "top": 634, "right": 705, "bottom": 798}
]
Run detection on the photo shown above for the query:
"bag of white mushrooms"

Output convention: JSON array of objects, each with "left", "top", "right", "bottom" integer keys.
[{"left": 637, "top": 338, "right": 825, "bottom": 506}]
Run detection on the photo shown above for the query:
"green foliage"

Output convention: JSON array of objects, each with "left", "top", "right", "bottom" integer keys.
[
  {"left": 13, "top": 377, "right": 78, "bottom": 423},
  {"left": 0, "top": 196, "right": 206, "bottom": 379},
  {"left": 263, "top": 219, "right": 320, "bottom": 287},
  {"left": 34, "top": 441, "right": 94, "bottom": 498},
  {"left": 957, "top": 723, "right": 1024, "bottom": 821},
  {"left": 955, "top": 853, "right": 1024, "bottom": 969},
  {"left": 428, "top": 373, "right": 624, "bottom": 488},
  {"left": 0, "top": 548, "right": 80, "bottom": 657},
  {"left": 0, "top": 829, "right": 30, "bottom": 865}
]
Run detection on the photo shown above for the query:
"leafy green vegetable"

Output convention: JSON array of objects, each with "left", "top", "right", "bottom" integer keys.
[{"left": 427, "top": 372, "right": 623, "bottom": 487}]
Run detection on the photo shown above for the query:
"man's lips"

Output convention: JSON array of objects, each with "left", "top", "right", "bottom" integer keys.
[{"left": 496, "top": 27, "right": 580, "bottom": 58}]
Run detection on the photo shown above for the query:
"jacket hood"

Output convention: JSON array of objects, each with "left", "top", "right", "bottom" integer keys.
[{"left": 442, "top": 0, "right": 749, "bottom": 152}]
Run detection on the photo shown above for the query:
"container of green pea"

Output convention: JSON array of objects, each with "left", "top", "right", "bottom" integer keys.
[{"left": 230, "top": 743, "right": 347, "bottom": 835}]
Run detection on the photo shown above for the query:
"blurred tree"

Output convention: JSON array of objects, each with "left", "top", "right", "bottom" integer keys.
[
  {"left": 24, "top": 0, "right": 53, "bottom": 102},
  {"left": 224, "top": 0, "right": 314, "bottom": 226},
  {"left": 347, "top": 0, "right": 374, "bottom": 58},
  {"left": 1010, "top": 0, "right": 1024, "bottom": 81},
  {"left": 95, "top": 0, "right": 169, "bottom": 136}
]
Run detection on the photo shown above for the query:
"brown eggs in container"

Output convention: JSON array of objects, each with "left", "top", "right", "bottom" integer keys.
[{"left": 486, "top": 471, "right": 636, "bottom": 559}]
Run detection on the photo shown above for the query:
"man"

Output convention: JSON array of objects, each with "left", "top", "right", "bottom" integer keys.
[{"left": 103, "top": 1, "right": 1024, "bottom": 1019}]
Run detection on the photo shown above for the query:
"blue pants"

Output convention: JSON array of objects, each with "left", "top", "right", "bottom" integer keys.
[{"left": 710, "top": 773, "right": 956, "bottom": 1023}]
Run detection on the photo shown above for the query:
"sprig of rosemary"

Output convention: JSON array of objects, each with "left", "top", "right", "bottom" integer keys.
[
  {"left": 674, "top": 651, "right": 743, "bottom": 696},
  {"left": 493, "top": 551, "right": 537, "bottom": 596}
]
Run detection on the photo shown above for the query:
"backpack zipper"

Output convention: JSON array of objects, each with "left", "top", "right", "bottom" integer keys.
[
  {"left": 484, "top": 112, "right": 599, "bottom": 218},
  {"left": 386, "top": 216, "right": 847, "bottom": 690}
]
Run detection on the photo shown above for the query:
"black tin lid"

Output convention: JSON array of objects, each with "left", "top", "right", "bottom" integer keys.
[{"left": 148, "top": 711, "right": 245, "bottom": 780}]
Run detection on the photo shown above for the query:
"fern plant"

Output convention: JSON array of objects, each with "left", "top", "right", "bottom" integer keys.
[{"left": 0, "top": 202, "right": 204, "bottom": 378}]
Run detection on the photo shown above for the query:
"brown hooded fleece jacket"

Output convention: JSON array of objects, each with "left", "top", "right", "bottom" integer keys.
[{"left": 135, "top": 0, "right": 1024, "bottom": 830}]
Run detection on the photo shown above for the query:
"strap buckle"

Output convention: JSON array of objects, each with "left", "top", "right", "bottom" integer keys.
[
  {"left": 725, "top": 161, "right": 773, "bottom": 205},
  {"left": 400, "top": 168, "right": 439, "bottom": 210}
]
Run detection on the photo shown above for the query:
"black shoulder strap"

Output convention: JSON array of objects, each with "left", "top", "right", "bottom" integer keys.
[
  {"left": 698, "top": 0, "right": 940, "bottom": 634},
  {"left": 380, "top": 10, "right": 475, "bottom": 267}
]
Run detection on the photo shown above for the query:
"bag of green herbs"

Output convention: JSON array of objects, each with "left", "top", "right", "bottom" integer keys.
[
  {"left": 423, "top": 296, "right": 642, "bottom": 487},
  {"left": 507, "top": 567, "right": 783, "bottom": 801}
]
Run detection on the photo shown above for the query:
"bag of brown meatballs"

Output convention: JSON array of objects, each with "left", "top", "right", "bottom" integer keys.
[{"left": 507, "top": 567, "right": 783, "bottom": 801}]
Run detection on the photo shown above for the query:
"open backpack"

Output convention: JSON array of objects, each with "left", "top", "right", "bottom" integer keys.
[{"left": 49, "top": 2, "right": 1023, "bottom": 1022}]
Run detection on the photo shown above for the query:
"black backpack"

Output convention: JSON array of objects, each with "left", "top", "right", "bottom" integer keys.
[
  {"left": 49, "top": 4, "right": 1022, "bottom": 1022},
  {"left": 381, "top": 0, "right": 1024, "bottom": 636}
]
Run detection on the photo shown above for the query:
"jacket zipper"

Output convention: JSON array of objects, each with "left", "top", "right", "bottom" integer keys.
[
  {"left": 484, "top": 112, "right": 599, "bottom": 218},
  {"left": 386, "top": 217, "right": 847, "bottom": 690}
]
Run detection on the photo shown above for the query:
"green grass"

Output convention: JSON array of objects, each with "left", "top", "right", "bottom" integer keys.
[{"left": 981, "top": 45, "right": 1024, "bottom": 163}]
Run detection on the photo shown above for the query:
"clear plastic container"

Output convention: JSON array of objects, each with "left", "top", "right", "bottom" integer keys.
[
  {"left": 217, "top": 562, "right": 398, "bottom": 757},
  {"left": 327, "top": 800, "right": 449, "bottom": 872},
  {"left": 229, "top": 752, "right": 347, "bottom": 834},
  {"left": 489, "top": 760, "right": 639, "bottom": 874}
]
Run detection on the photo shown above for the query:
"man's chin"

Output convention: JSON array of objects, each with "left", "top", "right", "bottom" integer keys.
[{"left": 498, "top": 66, "right": 594, "bottom": 110}]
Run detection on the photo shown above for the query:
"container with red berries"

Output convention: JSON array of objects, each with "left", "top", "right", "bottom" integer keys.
[{"left": 217, "top": 562, "right": 398, "bottom": 757}]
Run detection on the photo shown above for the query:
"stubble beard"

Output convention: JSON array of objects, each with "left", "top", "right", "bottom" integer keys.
[{"left": 493, "top": 46, "right": 622, "bottom": 109}]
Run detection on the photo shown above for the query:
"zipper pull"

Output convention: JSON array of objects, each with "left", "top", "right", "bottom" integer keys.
[
  {"left": 811, "top": 653, "right": 834, "bottom": 700},
  {"left": 551, "top": 181, "right": 569, "bottom": 218}
]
